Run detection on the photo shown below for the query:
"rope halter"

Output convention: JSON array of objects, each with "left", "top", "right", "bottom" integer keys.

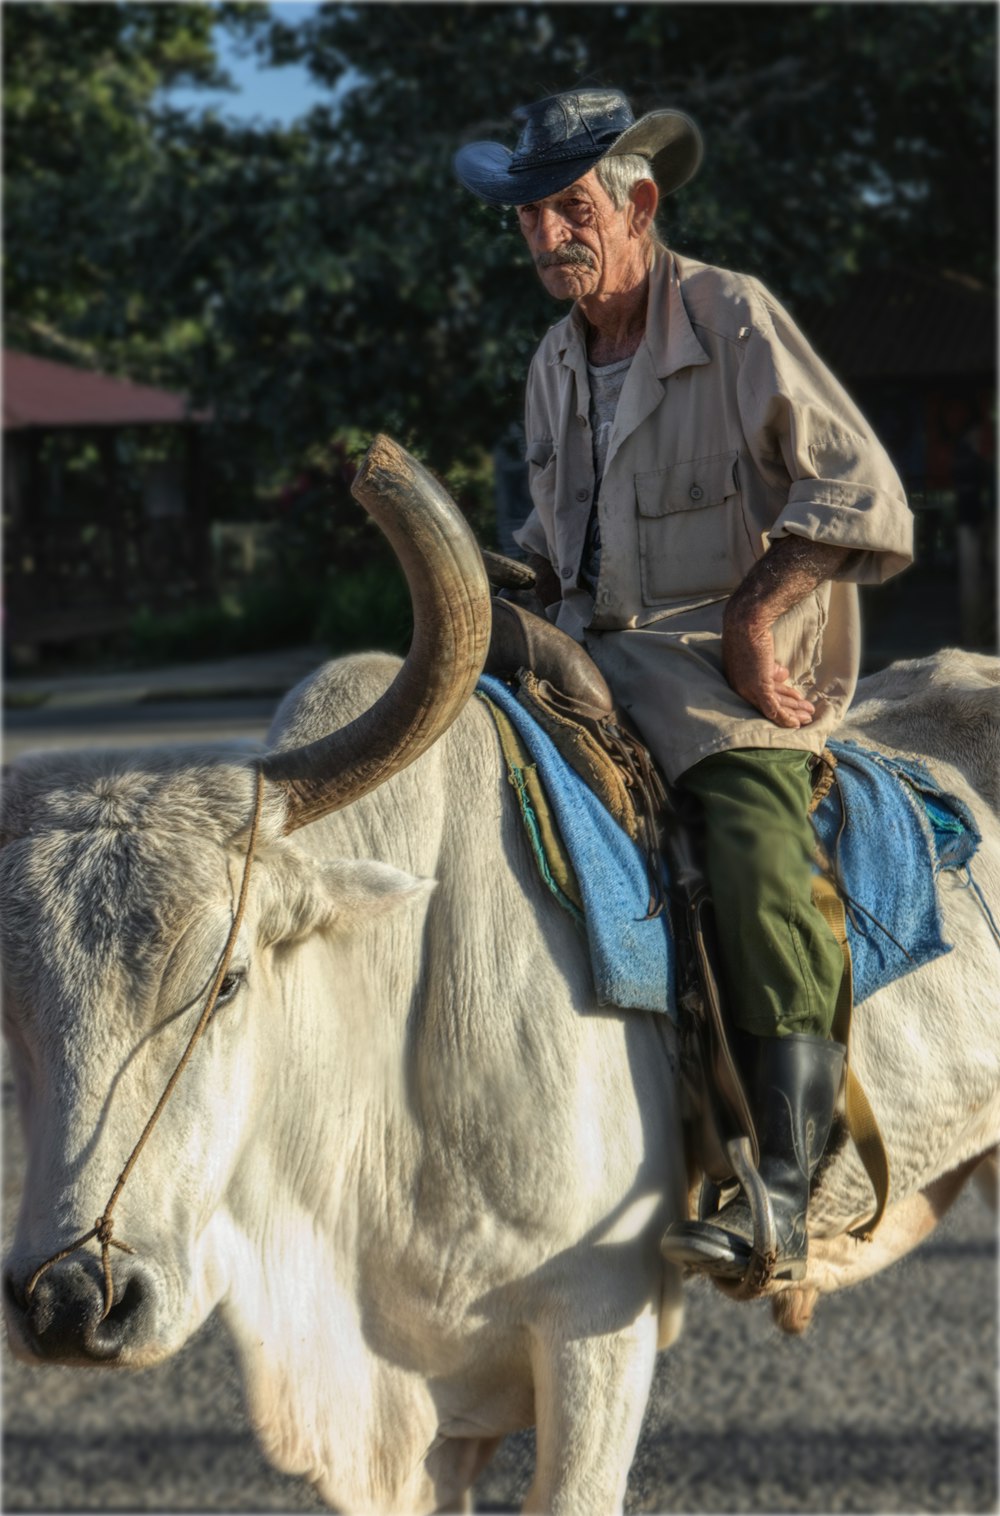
[{"left": 26, "top": 766, "right": 266, "bottom": 1322}]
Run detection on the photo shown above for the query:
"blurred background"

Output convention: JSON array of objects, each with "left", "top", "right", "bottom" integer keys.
[{"left": 3, "top": 0, "right": 996, "bottom": 679}]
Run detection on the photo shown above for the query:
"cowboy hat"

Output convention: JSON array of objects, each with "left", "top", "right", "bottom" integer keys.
[{"left": 453, "top": 87, "right": 702, "bottom": 209}]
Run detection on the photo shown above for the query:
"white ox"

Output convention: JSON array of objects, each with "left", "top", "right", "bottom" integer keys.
[{"left": 3, "top": 439, "right": 999, "bottom": 1513}]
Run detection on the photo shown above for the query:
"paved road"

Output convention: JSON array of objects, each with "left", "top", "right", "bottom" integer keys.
[
  {"left": 3, "top": 696, "right": 279, "bottom": 761},
  {"left": 3, "top": 704, "right": 997, "bottom": 1513}
]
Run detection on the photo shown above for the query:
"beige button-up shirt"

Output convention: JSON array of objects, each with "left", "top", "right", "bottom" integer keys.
[{"left": 514, "top": 249, "right": 913, "bottom": 781}]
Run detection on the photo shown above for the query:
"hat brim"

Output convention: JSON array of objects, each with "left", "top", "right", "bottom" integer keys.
[
  {"left": 454, "top": 108, "right": 702, "bottom": 208},
  {"left": 607, "top": 109, "right": 703, "bottom": 198},
  {"left": 453, "top": 141, "right": 608, "bottom": 209}
]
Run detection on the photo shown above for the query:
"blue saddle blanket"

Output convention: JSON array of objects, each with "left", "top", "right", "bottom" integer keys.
[
  {"left": 478, "top": 676, "right": 981, "bottom": 1021},
  {"left": 479, "top": 675, "right": 675, "bottom": 1017},
  {"left": 818, "top": 740, "right": 980, "bottom": 1003}
]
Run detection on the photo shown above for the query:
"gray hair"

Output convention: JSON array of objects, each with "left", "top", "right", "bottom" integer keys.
[
  {"left": 595, "top": 152, "right": 667, "bottom": 258},
  {"left": 594, "top": 152, "right": 654, "bottom": 209}
]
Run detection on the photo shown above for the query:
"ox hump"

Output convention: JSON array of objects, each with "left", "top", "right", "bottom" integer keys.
[{"left": 846, "top": 648, "right": 1000, "bottom": 812}]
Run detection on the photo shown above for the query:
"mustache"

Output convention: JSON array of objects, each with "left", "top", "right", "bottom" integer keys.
[{"left": 536, "top": 244, "right": 596, "bottom": 271}]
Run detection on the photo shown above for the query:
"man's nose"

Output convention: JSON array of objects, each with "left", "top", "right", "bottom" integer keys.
[{"left": 533, "top": 206, "right": 570, "bottom": 252}]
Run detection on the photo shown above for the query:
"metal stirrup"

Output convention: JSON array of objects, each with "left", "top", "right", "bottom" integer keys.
[{"left": 726, "top": 1135, "right": 778, "bottom": 1294}]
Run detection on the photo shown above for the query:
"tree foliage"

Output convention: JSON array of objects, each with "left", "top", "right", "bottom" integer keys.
[
  {"left": 4, "top": 2, "right": 995, "bottom": 499},
  {"left": 5, "top": 4, "right": 223, "bottom": 357}
]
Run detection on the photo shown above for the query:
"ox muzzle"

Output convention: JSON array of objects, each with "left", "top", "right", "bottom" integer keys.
[{"left": 4, "top": 1252, "right": 154, "bottom": 1366}]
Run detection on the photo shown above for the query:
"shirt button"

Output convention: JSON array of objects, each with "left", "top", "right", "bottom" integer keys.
[
  {"left": 576, "top": 488, "right": 589, "bottom": 502},
  {"left": 560, "top": 566, "right": 573, "bottom": 579},
  {"left": 689, "top": 484, "right": 704, "bottom": 502},
  {"left": 578, "top": 415, "right": 588, "bottom": 428}
]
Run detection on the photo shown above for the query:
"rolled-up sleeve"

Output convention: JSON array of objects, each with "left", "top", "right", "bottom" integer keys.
[{"left": 738, "top": 287, "right": 913, "bottom": 584}]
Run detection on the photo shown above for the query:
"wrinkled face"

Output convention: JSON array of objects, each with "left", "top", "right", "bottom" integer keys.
[
  {"left": 0, "top": 755, "right": 429, "bottom": 1371},
  {"left": 516, "top": 168, "right": 638, "bottom": 302}
]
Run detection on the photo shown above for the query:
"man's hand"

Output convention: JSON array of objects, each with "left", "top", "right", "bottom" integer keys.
[
  {"left": 721, "top": 534, "right": 855, "bottom": 726},
  {"left": 525, "top": 550, "right": 562, "bottom": 609},
  {"left": 721, "top": 614, "right": 816, "bottom": 728}
]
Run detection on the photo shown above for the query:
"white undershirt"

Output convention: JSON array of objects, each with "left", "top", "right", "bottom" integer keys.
[{"left": 581, "top": 355, "right": 633, "bottom": 592}]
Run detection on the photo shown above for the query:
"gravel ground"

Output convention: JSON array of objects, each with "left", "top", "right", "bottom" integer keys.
[{"left": 4, "top": 1062, "right": 996, "bottom": 1516}]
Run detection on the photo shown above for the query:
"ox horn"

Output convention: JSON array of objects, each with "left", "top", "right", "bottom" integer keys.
[{"left": 261, "top": 434, "right": 492, "bottom": 832}]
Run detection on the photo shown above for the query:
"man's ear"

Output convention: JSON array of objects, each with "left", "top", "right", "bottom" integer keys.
[{"left": 628, "top": 178, "right": 659, "bottom": 238}]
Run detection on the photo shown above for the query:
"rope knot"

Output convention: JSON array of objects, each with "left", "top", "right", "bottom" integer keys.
[{"left": 95, "top": 1215, "right": 115, "bottom": 1246}]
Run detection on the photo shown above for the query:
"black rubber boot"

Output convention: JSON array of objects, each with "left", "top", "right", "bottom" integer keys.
[{"left": 661, "top": 1034, "right": 845, "bottom": 1282}]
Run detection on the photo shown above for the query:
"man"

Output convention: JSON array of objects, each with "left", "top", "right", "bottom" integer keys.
[{"left": 454, "top": 88, "right": 913, "bottom": 1283}]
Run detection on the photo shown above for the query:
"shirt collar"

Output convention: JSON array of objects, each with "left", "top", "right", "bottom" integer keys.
[{"left": 551, "top": 249, "right": 710, "bottom": 379}]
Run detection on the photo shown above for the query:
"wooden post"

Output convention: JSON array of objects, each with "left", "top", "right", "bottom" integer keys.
[
  {"left": 98, "top": 429, "right": 129, "bottom": 604},
  {"left": 184, "top": 426, "right": 212, "bottom": 595}
]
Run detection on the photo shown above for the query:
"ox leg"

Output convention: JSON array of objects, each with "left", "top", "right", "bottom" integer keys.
[
  {"left": 523, "top": 1313, "right": 658, "bottom": 1515},
  {"left": 426, "top": 1436, "right": 502, "bottom": 1514},
  {"left": 773, "top": 1152, "right": 992, "bottom": 1335},
  {"left": 773, "top": 1154, "right": 984, "bottom": 1324}
]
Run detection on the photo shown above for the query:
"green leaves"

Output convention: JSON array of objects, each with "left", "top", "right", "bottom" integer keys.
[{"left": 4, "top": 1, "right": 994, "bottom": 523}]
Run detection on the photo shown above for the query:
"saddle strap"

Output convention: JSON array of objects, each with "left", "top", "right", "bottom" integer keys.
[
  {"left": 811, "top": 868, "right": 891, "bottom": 1239},
  {"left": 478, "top": 692, "right": 584, "bottom": 915}
]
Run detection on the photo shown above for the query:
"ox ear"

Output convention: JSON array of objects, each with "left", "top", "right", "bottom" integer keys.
[
  {"left": 317, "top": 859, "right": 436, "bottom": 928},
  {"left": 257, "top": 853, "right": 435, "bottom": 946}
]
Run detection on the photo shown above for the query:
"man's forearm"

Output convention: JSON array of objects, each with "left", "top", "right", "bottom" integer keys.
[
  {"left": 721, "top": 535, "right": 853, "bottom": 728},
  {"left": 725, "top": 535, "right": 854, "bottom": 633}
]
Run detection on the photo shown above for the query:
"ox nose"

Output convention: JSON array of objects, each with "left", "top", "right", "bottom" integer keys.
[{"left": 3, "top": 1256, "right": 153, "bottom": 1363}]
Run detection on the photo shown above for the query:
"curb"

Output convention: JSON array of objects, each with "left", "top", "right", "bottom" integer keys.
[{"left": 4, "top": 648, "right": 328, "bottom": 716}]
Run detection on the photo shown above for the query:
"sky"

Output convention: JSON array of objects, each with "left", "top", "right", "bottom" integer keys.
[{"left": 161, "top": 2, "right": 330, "bottom": 124}]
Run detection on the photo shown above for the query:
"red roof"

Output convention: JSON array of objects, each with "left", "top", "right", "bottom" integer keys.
[{"left": 3, "top": 350, "right": 210, "bottom": 430}]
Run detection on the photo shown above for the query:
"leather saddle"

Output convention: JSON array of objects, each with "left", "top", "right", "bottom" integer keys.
[{"left": 482, "top": 550, "right": 760, "bottom": 1188}]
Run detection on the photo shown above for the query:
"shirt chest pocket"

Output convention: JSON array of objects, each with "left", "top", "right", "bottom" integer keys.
[{"left": 635, "top": 450, "right": 747, "bottom": 603}]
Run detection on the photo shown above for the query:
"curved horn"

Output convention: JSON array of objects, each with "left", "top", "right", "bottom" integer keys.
[{"left": 261, "top": 435, "right": 492, "bottom": 833}]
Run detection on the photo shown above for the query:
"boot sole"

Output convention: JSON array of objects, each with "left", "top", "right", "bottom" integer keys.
[{"left": 661, "top": 1226, "right": 808, "bottom": 1283}]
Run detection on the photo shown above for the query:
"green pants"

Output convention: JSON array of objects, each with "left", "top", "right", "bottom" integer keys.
[{"left": 679, "top": 748, "right": 845, "bottom": 1040}]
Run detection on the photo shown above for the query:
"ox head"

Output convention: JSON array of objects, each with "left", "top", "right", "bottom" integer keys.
[{"left": 1, "top": 436, "right": 491, "bottom": 1370}]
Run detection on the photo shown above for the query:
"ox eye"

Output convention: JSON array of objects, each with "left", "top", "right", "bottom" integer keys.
[{"left": 215, "top": 969, "right": 245, "bottom": 1007}]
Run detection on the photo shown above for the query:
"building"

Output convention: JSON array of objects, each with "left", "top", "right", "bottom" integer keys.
[{"left": 3, "top": 350, "right": 212, "bottom": 663}]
